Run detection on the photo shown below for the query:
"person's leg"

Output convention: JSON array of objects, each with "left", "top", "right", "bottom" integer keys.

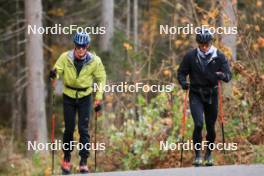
[
  {"left": 63, "top": 94, "right": 77, "bottom": 162},
  {"left": 189, "top": 92, "right": 204, "bottom": 165},
  {"left": 77, "top": 95, "right": 92, "bottom": 167},
  {"left": 204, "top": 94, "right": 218, "bottom": 165}
]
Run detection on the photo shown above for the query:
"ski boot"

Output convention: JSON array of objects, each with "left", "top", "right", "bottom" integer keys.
[
  {"left": 79, "top": 158, "right": 89, "bottom": 174},
  {"left": 61, "top": 160, "right": 71, "bottom": 175},
  {"left": 192, "top": 151, "right": 203, "bottom": 167},
  {"left": 204, "top": 150, "right": 214, "bottom": 166}
]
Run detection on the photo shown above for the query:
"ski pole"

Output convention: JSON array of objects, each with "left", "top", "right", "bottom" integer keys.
[
  {"left": 180, "top": 90, "right": 189, "bottom": 167},
  {"left": 218, "top": 81, "right": 225, "bottom": 154},
  {"left": 51, "top": 79, "right": 56, "bottom": 175},
  {"left": 94, "top": 111, "right": 98, "bottom": 172}
]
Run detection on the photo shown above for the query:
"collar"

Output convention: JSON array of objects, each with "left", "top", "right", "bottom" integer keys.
[
  {"left": 67, "top": 50, "right": 94, "bottom": 65},
  {"left": 197, "top": 45, "right": 217, "bottom": 59}
]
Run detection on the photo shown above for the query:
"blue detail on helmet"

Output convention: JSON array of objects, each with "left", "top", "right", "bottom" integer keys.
[
  {"left": 73, "top": 32, "right": 90, "bottom": 46},
  {"left": 196, "top": 28, "right": 213, "bottom": 44}
]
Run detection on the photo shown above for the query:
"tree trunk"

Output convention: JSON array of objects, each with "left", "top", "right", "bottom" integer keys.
[
  {"left": 218, "top": 0, "right": 237, "bottom": 96},
  {"left": 133, "top": 0, "right": 138, "bottom": 51},
  {"left": 100, "top": 0, "right": 114, "bottom": 52},
  {"left": 126, "top": 0, "right": 131, "bottom": 39},
  {"left": 221, "top": 0, "right": 237, "bottom": 61},
  {"left": 15, "top": 0, "right": 22, "bottom": 139},
  {"left": 25, "top": 0, "right": 47, "bottom": 153}
]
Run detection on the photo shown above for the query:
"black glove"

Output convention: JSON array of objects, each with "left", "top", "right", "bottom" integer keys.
[
  {"left": 181, "top": 82, "right": 190, "bottom": 90},
  {"left": 49, "top": 69, "right": 57, "bottom": 79},
  {"left": 215, "top": 72, "right": 225, "bottom": 80},
  {"left": 95, "top": 104, "right": 102, "bottom": 112},
  {"left": 94, "top": 100, "right": 102, "bottom": 112}
]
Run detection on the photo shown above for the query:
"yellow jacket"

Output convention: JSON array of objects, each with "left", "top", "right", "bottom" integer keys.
[{"left": 53, "top": 50, "right": 106, "bottom": 100}]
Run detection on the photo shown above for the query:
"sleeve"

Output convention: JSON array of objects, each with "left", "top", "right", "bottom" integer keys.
[
  {"left": 53, "top": 53, "right": 65, "bottom": 79},
  {"left": 220, "top": 55, "right": 232, "bottom": 83},
  {"left": 177, "top": 54, "right": 190, "bottom": 88},
  {"left": 93, "top": 57, "right": 106, "bottom": 100}
]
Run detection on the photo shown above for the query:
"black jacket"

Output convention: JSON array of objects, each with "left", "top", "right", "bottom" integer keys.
[{"left": 177, "top": 48, "right": 232, "bottom": 91}]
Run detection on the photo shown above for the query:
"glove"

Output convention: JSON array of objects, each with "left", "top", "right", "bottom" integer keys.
[
  {"left": 215, "top": 72, "right": 225, "bottom": 80},
  {"left": 49, "top": 69, "right": 57, "bottom": 79},
  {"left": 94, "top": 100, "right": 102, "bottom": 112},
  {"left": 181, "top": 82, "right": 190, "bottom": 90}
]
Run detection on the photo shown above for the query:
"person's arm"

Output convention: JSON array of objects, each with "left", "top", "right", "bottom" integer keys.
[
  {"left": 50, "top": 53, "right": 66, "bottom": 79},
  {"left": 54, "top": 53, "right": 66, "bottom": 79},
  {"left": 177, "top": 54, "right": 190, "bottom": 90},
  {"left": 93, "top": 57, "right": 106, "bottom": 100},
  {"left": 216, "top": 54, "right": 232, "bottom": 83}
]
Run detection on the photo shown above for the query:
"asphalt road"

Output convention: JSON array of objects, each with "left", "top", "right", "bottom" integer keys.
[{"left": 72, "top": 164, "right": 264, "bottom": 176}]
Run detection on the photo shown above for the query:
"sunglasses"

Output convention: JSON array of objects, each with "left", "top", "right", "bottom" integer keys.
[
  {"left": 75, "top": 45, "right": 87, "bottom": 50},
  {"left": 198, "top": 43, "right": 210, "bottom": 47}
]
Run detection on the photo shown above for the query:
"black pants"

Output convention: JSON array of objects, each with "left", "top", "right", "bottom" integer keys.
[
  {"left": 63, "top": 94, "right": 92, "bottom": 162},
  {"left": 189, "top": 91, "right": 218, "bottom": 155}
]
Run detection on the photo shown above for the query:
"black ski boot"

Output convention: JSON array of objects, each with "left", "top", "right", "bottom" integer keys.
[
  {"left": 204, "top": 150, "right": 214, "bottom": 166},
  {"left": 192, "top": 150, "right": 203, "bottom": 167}
]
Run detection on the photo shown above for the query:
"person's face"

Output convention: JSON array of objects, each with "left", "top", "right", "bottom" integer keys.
[
  {"left": 75, "top": 44, "right": 88, "bottom": 57},
  {"left": 198, "top": 43, "right": 211, "bottom": 53}
]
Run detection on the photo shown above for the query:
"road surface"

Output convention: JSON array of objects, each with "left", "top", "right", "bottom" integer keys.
[{"left": 72, "top": 164, "right": 264, "bottom": 176}]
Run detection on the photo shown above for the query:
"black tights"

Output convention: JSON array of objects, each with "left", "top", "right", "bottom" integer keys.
[
  {"left": 63, "top": 94, "right": 92, "bottom": 163},
  {"left": 189, "top": 92, "right": 218, "bottom": 156}
]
